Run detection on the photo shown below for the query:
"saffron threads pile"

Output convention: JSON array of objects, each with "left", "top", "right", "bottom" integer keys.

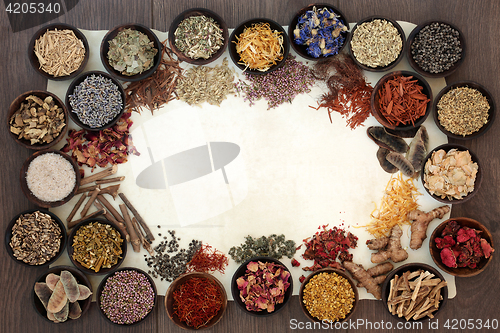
[
  {"left": 185, "top": 243, "right": 229, "bottom": 274},
  {"left": 124, "top": 39, "right": 183, "bottom": 114},
  {"left": 61, "top": 110, "right": 139, "bottom": 171},
  {"left": 173, "top": 277, "right": 223, "bottom": 329},
  {"left": 236, "top": 55, "right": 315, "bottom": 109},
  {"left": 312, "top": 54, "right": 373, "bottom": 129}
]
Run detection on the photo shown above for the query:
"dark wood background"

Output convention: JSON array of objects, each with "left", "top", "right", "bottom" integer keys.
[{"left": 1, "top": 1, "right": 498, "bottom": 332}]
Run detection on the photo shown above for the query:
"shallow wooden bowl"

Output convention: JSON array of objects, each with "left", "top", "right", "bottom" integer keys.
[
  {"left": 288, "top": 3, "right": 349, "bottom": 61},
  {"left": 67, "top": 218, "right": 127, "bottom": 275},
  {"left": 165, "top": 272, "right": 227, "bottom": 330},
  {"left": 421, "top": 143, "right": 482, "bottom": 204},
  {"left": 100, "top": 23, "right": 162, "bottom": 82},
  {"left": 381, "top": 263, "right": 448, "bottom": 322},
  {"left": 65, "top": 70, "right": 126, "bottom": 131},
  {"left": 28, "top": 23, "right": 89, "bottom": 81},
  {"left": 299, "top": 267, "right": 358, "bottom": 323},
  {"left": 407, "top": 20, "right": 466, "bottom": 78},
  {"left": 430, "top": 217, "right": 494, "bottom": 277},
  {"left": 349, "top": 16, "right": 406, "bottom": 72},
  {"left": 433, "top": 81, "right": 495, "bottom": 140},
  {"left": 20, "top": 149, "right": 80, "bottom": 208},
  {"left": 32, "top": 265, "right": 92, "bottom": 323},
  {"left": 231, "top": 256, "right": 293, "bottom": 317},
  {"left": 97, "top": 267, "right": 157, "bottom": 326},
  {"left": 371, "top": 70, "right": 432, "bottom": 131},
  {"left": 8, "top": 90, "right": 68, "bottom": 150},
  {"left": 229, "top": 18, "right": 290, "bottom": 75},
  {"left": 5, "top": 208, "right": 67, "bottom": 267},
  {"left": 168, "top": 8, "right": 228, "bottom": 65}
]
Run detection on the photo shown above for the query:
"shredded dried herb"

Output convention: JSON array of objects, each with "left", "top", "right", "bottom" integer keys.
[
  {"left": 185, "top": 243, "right": 229, "bottom": 274},
  {"left": 228, "top": 234, "right": 296, "bottom": 264}
]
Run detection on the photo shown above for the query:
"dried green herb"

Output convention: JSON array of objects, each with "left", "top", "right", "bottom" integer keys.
[
  {"left": 228, "top": 234, "right": 296, "bottom": 263},
  {"left": 107, "top": 28, "right": 158, "bottom": 76},
  {"left": 174, "top": 15, "right": 224, "bottom": 59}
]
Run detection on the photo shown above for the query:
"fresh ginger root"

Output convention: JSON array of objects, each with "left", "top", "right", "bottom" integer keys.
[
  {"left": 408, "top": 205, "right": 450, "bottom": 250},
  {"left": 357, "top": 262, "right": 394, "bottom": 288},
  {"left": 344, "top": 261, "right": 382, "bottom": 300},
  {"left": 369, "top": 225, "right": 408, "bottom": 264}
]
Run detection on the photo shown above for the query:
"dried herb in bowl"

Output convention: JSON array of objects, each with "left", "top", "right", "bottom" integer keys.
[{"left": 174, "top": 15, "right": 224, "bottom": 60}]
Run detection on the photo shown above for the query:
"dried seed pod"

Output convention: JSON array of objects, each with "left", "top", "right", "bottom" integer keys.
[
  {"left": 386, "top": 152, "right": 415, "bottom": 177},
  {"left": 46, "top": 273, "right": 60, "bottom": 291},
  {"left": 53, "top": 300, "right": 70, "bottom": 322},
  {"left": 407, "top": 126, "right": 429, "bottom": 177},
  {"left": 68, "top": 301, "right": 83, "bottom": 320},
  {"left": 77, "top": 284, "right": 92, "bottom": 300},
  {"left": 47, "top": 280, "right": 67, "bottom": 313},
  {"left": 60, "top": 270, "right": 80, "bottom": 303},
  {"left": 47, "top": 311, "right": 59, "bottom": 323},
  {"left": 368, "top": 126, "right": 408, "bottom": 154},
  {"left": 377, "top": 147, "right": 398, "bottom": 174},
  {"left": 34, "top": 282, "right": 52, "bottom": 309}
]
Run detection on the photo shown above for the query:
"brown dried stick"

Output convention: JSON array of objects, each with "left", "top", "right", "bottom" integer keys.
[
  {"left": 119, "top": 204, "right": 140, "bottom": 253},
  {"left": 76, "top": 185, "right": 99, "bottom": 195},
  {"left": 118, "top": 192, "right": 155, "bottom": 242},
  {"left": 67, "top": 209, "right": 106, "bottom": 229},
  {"left": 95, "top": 176, "right": 125, "bottom": 185},
  {"left": 80, "top": 165, "right": 118, "bottom": 186},
  {"left": 80, "top": 187, "right": 101, "bottom": 217},
  {"left": 94, "top": 201, "right": 130, "bottom": 242},
  {"left": 132, "top": 217, "right": 154, "bottom": 256},
  {"left": 96, "top": 195, "right": 124, "bottom": 223},
  {"left": 98, "top": 184, "right": 120, "bottom": 199},
  {"left": 66, "top": 194, "right": 86, "bottom": 223}
]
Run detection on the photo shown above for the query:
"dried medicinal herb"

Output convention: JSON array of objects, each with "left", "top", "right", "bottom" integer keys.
[
  {"left": 176, "top": 58, "right": 235, "bottom": 106},
  {"left": 185, "top": 243, "right": 229, "bottom": 274},
  {"left": 9, "top": 95, "right": 66, "bottom": 145},
  {"left": 174, "top": 15, "right": 224, "bottom": 59},
  {"left": 299, "top": 225, "right": 358, "bottom": 271},
  {"left": 107, "top": 28, "right": 158, "bottom": 76},
  {"left": 228, "top": 234, "right": 296, "bottom": 264}
]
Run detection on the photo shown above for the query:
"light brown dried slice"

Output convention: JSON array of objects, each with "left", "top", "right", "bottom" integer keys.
[
  {"left": 34, "top": 282, "right": 52, "bottom": 309},
  {"left": 68, "top": 301, "right": 83, "bottom": 320},
  {"left": 53, "top": 300, "right": 70, "bottom": 322},
  {"left": 60, "top": 270, "right": 80, "bottom": 303},
  {"left": 77, "top": 284, "right": 92, "bottom": 300},
  {"left": 45, "top": 273, "right": 60, "bottom": 291},
  {"left": 47, "top": 280, "right": 67, "bottom": 313}
]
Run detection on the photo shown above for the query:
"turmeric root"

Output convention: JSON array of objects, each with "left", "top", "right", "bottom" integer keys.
[
  {"left": 344, "top": 261, "right": 382, "bottom": 300},
  {"left": 370, "top": 225, "right": 408, "bottom": 263},
  {"left": 408, "top": 205, "right": 450, "bottom": 250}
]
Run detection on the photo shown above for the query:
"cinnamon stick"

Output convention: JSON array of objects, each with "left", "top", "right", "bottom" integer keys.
[
  {"left": 96, "top": 195, "right": 124, "bottom": 223},
  {"left": 80, "top": 187, "right": 100, "bottom": 217},
  {"left": 80, "top": 165, "right": 118, "bottom": 186},
  {"left": 95, "top": 176, "right": 125, "bottom": 185},
  {"left": 66, "top": 193, "right": 86, "bottom": 223},
  {"left": 68, "top": 209, "right": 106, "bottom": 229},
  {"left": 76, "top": 184, "right": 99, "bottom": 195},
  {"left": 132, "top": 217, "right": 154, "bottom": 256},
  {"left": 98, "top": 184, "right": 120, "bottom": 199},
  {"left": 119, "top": 204, "right": 140, "bottom": 253},
  {"left": 118, "top": 192, "right": 155, "bottom": 242},
  {"left": 94, "top": 201, "right": 130, "bottom": 242}
]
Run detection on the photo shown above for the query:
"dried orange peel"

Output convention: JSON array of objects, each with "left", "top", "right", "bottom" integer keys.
[{"left": 234, "top": 22, "right": 284, "bottom": 72}]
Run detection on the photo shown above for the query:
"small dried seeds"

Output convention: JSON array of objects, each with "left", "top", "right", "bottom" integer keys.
[
  {"left": 174, "top": 15, "right": 224, "bottom": 59},
  {"left": 9, "top": 211, "right": 62, "bottom": 265},
  {"left": 71, "top": 222, "right": 124, "bottom": 272},
  {"left": 437, "top": 87, "right": 490, "bottom": 136},
  {"left": 351, "top": 19, "right": 402, "bottom": 68},
  {"left": 302, "top": 272, "right": 355, "bottom": 322},
  {"left": 34, "top": 29, "right": 86, "bottom": 77},
  {"left": 10, "top": 95, "right": 66, "bottom": 145}
]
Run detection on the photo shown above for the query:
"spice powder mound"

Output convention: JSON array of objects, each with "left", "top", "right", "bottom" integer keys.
[{"left": 26, "top": 152, "right": 76, "bottom": 202}]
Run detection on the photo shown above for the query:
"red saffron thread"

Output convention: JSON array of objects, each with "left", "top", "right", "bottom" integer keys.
[{"left": 185, "top": 243, "right": 229, "bottom": 274}]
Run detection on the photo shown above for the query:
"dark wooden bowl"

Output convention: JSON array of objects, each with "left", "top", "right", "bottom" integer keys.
[
  {"left": 97, "top": 267, "right": 157, "bottom": 325},
  {"left": 28, "top": 23, "right": 89, "bottom": 81},
  {"left": 5, "top": 209, "right": 67, "bottom": 267},
  {"left": 168, "top": 8, "right": 228, "bottom": 65},
  {"left": 433, "top": 81, "right": 495, "bottom": 140},
  {"left": 8, "top": 90, "right": 68, "bottom": 150},
  {"left": 299, "top": 268, "right": 358, "bottom": 323},
  {"left": 371, "top": 70, "right": 432, "bottom": 131},
  {"left": 288, "top": 3, "right": 349, "bottom": 61},
  {"left": 32, "top": 265, "right": 92, "bottom": 323},
  {"left": 229, "top": 18, "right": 290, "bottom": 75},
  {"left": 407, "top": 20, "right": 466, "bottom": 78},
  {"left": 165, "top": 272, "right": 227, "bottom": 330},
  {"left": 231, "top": 256, "right": 293, "bottom": 317},
  {"left": 100, "top": 23, "right": 162, "bottom": 82},
  {"left": 20, "top": 149, "right": 80, "bottom": 208},
  {"left": 430, "top": 217, "right": 494, "bottom": 277},
  {"left": 65, "top": 70, "right": 126, "bottom": 131},
  {"left": 381, "top": 263, "right": 448, "bottom": 322},
  {"left": 68, "top": 218, "right": 127, "bottom": 275},
  {"left": 421, "top": 143, "right": 482, "bottom": 204},
  {"left": 349, "top": 16, "right": 406, "bottom": 72}
]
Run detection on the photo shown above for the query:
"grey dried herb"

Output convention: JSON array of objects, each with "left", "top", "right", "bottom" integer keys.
[
  {"left": 228, "top": 234, "right": 296, "bottom": 263},
  {"left": 10, "top": 95, "right": 66, "bottom": 145},
  {"left": 174, "top": 15, "right": 224, "bottom": 59},
  {"left": 107, "top": 28, "right": 158, "bottom": 76}
]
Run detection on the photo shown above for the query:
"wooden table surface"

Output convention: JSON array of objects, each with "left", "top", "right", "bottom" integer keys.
[{"left": 1, "top": 1, "right": 498, "bottom": 332}]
